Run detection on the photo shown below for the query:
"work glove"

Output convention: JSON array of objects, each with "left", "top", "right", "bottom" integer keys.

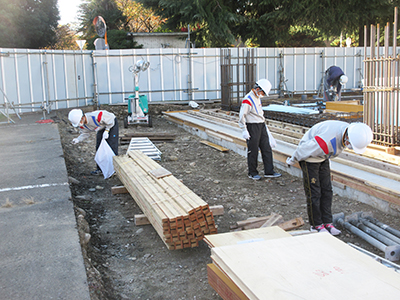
[
  {"left": 286, "top": 157, "right": 295, "bottom": 166},
  {"left": 242, "top": 130, "right": 250, "bottom": 140},
  {"left": 72, "top": 138, "right": 79, "bottom": 144},
  {"left": 103, "top": 130, "right": 109, "bottom": 140}
]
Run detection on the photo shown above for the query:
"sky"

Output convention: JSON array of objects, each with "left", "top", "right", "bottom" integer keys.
[{"left": 58, "top": 0, "right": 81, "bottom": 25}]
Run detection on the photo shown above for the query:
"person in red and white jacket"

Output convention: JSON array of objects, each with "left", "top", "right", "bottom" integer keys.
[
  {"left": 238, "top": 79, "right": 281, "bottom": 181},
  {"left": 68, "top": 109, "right": 119, "bottom": 175},
  {"left": 286, "top": 120, "right": 373, "bottom": 235}
]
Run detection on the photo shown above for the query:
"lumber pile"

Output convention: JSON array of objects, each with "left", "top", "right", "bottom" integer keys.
[
  {"left": 133, "top": 205, "right": 224, "bottom": 226},
  {"left": 113, "top": 150, "right": 217, "bottom": 250}
]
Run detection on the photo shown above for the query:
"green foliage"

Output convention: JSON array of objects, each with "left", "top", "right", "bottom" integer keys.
[
  {"left": 139, "top": 0, "right": 241, "bottom": 47},
  {"left": 78, "top": 0, "right": 127, "bottom": 41},
  {"left": 0, "top": 0, "right": 59, "bottom": 48},
  {"left": 86, "top": 29, "right": 143, "bottom": 49},
  {"left": 139, "top": 0, "right": 400, "bottom": 47},
  {"left": 45, "top": 25, "right": 81, "bottom": 50}
]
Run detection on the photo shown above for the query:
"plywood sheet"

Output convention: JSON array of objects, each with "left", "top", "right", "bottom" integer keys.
[
  {"left": 204, "top": 226, "right": 291, "bottom": 248},
  {"left": 208, "top": 263, "right": 249, "bottom": 300},
  {"left": 211, "top": 233, "right": 400, "bottom": 300}
]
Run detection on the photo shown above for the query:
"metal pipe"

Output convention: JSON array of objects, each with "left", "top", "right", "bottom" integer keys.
[
  {"left": 348, "top": 243, "right": 400, "bottom": 273},
  {"left": 365, "top": 216, "right": 400, "bottom": 239},
  {"left": 337, "top": 218, "right": 387, "bottom": 252},
  {"left": 351, "top": 221, "right": 399, "bottom": 246},
  {"left": 360, "top": 218, "right": 400, "bottom": 244}
]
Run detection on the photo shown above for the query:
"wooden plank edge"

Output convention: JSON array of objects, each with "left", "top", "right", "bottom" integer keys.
[{"left": 135, "top": 205, "right": 224, "bottom": 226}]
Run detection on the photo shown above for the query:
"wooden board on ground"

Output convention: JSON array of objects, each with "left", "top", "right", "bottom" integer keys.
[
  {"left": 278, "top": 217, "right": 304, "bottom": 231},
  {"left": 204, "top": 226, "right": 291, "bottom": 248},
  {"left": 111, "top": 185, "right": 129, "bottom": 195},
  {"left": 200, "top": 140, "right": 229, "bottom": 152},
  {"left": 230, "top": 214, "right": 303, "bottom": 232},
  {"left": 211, "top": 233, "right": 400, "bottom": 300}
]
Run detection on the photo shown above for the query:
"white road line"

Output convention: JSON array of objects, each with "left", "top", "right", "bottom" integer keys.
[{"left": 0, "top": 182, "right": 69, "bottom": 193}]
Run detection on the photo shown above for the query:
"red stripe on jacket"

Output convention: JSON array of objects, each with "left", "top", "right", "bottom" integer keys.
[
  {"left": 97, "top": 111, "right": 103, "bottom": 123},
  {"left": 315, "top": 136, "right": 329, "bottom": 154},
  {"left": 242, "top": 99, "right": 252, "bottom": 106}
]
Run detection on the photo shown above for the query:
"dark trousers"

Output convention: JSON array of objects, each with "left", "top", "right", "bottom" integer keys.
[
  {"left": 95, "top": 118, "right": 119, "bottom": 169},
  {"left": 299, "top": 159, "right": 333, "bottom": 227},
  {"left": 246, "top": 123, "right": 274, "bottom": 176},
  {"left": 323, "top": 73, "right": 342, "bottom": 101}
]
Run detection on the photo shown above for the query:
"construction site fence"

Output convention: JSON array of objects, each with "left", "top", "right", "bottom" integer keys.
[{"left": 0, "top": 46, "right": 399, "bottom": 114}]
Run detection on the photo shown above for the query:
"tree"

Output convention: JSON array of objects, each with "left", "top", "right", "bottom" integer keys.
[
  {"left": 0, "top": 0, "right": 59, "bottom": 48},
  {"left": 139, "top": 0, "right": 400, "bottom": 47},
  {"left": 273, "top": 0, "right": 400, "bottom": 46},
  {"left": 139, "top": 0, "right": 242, "bottom": 47},
  {"left": 115, "top": 0, "right": 164, "bottom": 32},
  {"left": 86, "top": 29, "right": 143, "bottom": 49},
  {"left": 77, "top": 0, "right": 151, "bottom": 49},
  {"left": 78, "top": 0, "right": 127, "bottom": 41},
  {"left": 45, "top": 25, "right": 81, "bottom": 50}
]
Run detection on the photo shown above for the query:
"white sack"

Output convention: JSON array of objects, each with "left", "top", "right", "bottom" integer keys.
[
  {"left": 95, "top": 138, "right": 115, "bottom": 179},
  {"left": 266, "top": 125, "right": 277, "bottom": 148}
]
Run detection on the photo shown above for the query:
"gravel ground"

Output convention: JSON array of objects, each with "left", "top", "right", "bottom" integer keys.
[{"left": 54, "top": 104, "right": 400, "bottom": 300}]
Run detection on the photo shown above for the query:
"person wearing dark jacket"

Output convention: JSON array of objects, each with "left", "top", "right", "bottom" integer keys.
[{"left": 323, "top": 66, "right": 348, "bottom": 101}]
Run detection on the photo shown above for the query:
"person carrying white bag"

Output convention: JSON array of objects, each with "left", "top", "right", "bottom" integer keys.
[{"left": 68, "top": 109, "right": 119, "bottom": 178}]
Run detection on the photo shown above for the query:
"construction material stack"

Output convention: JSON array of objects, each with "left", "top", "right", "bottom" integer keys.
[{"left": 113, "top": 150, "right": 217, "bottom": 250}]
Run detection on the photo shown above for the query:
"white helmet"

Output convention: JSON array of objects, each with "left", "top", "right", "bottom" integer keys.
[
  {"left": 256, "top": 79, "right": 272, "bottom": 96},
  {"left": 68, "top": 109, "right": 83, "bottom": 127},
  {"left": 339, "top": 75, "right": 348, "bottom": 85},
  {"left": 347, "top": 123, "right": 373, "bottom": 154}
]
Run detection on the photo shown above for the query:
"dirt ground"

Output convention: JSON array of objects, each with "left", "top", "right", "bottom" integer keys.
[{"left": 54, "top": 104, "right": 400, "bottom": 300}]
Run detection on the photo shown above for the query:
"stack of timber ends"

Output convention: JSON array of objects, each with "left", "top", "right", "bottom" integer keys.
[
  {"left": 113, "top": 150, "right": 217, "bottom": 250},
  {"left": 207, "top": 264, "right": 249, "bottom": 300}
]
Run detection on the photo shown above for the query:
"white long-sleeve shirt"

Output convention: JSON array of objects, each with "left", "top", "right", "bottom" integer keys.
[
  {"left": 75, "top": 110, "right": 116, "bottom": 142},
  {"left": 238, "top": 90, "right": 265, "bottom": 131},
  {"left": 290, "top": 120, "right": 349, "bottom": 163}
]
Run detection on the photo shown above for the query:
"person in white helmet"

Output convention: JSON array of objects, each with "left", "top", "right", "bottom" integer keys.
[
  {"left": 68, "top": 108, "right": 119, "bottom": 175},
  {"left": 286, "top": 121, "right": 373, "bottom": 235},
  {"left": 238, "top": 79, "right": 281, "bottom": 181},
  {"left": 323, "top": 65, "right": 348, "bottom": 101}
]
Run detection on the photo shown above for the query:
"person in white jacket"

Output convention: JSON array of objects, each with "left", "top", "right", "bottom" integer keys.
[
  {"left": 68, "top": 109, "right": 119, "bottom": 175},
  {"left": 286, "top": 121, "right": 373, "bottom": 235},
  {"left": 238, "top": 79, "right": 281, "bottom": 181}
]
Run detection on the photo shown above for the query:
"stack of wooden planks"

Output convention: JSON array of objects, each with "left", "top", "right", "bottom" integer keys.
[
  {"left": 113, "top": 150, "right": 217, "bottom": 250},
  {"left": 206, "top": 227, "right": 400, "bottom": 300}
]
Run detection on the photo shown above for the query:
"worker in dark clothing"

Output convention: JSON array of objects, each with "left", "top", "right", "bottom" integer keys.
[
  {"left": 238, "top": 79, "right": 281, "bottom": 181},
  {"left": 286, "top": 121, "right": 373, "bottom": 235},
  {"left": 323, "top": 66, "right": 348, "bottom": 101},
  {"left": 68, "top": 108, "right": 119, "bottom": 176}
]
